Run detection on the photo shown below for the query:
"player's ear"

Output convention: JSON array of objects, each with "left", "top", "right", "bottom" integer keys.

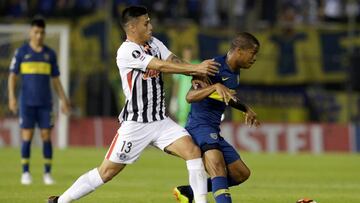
[
  {"left": 236, "top": 47, "right": 244, "bottom": 56},
  {"left": 126, "top": 20, "right": 137, "bottom": 33}
]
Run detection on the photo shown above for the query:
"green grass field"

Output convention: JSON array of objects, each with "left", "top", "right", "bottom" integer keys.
[{"left": 0, "top": 147, "right": 359, "bottom": 203}]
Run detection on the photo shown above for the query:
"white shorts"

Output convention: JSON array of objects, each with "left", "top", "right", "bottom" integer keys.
[{"left": 105, "top": 117, "right": 189, "bottom": 164}]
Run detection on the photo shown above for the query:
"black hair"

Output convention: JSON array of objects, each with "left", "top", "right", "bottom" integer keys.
[
  {"left": 121, "top": 6, "right": 148, "bottom": 27},
  {"left": 230, "top": 32, "right": 260, "bottom": 51},
  {"left": 31, "top": 17, "right": 46, "bottom": 28}
]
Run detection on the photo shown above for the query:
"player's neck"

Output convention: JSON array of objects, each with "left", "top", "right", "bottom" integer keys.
[
  {"left": 226, "top": 52, "right": 237, "bottom": 72},
  {"left": 29, "top": 41, "right": 43, "bottom": 52},
  {"left": 126, "top": 35, "right": 146, "bottom": 45}
]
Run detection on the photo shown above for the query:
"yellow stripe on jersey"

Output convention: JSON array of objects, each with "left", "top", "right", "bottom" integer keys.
[
  {"left": 209, "top": 92, "right": 224, "bottom": 101},
  {"left": 208, "top": 89, "right": 236, "bottom": 102},
  {"left": 20, "top": 62, "right": 51, "bottom": 75}
]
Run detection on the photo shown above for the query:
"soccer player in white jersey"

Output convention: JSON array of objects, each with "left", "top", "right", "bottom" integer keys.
[{"left": 48, "top": 5, "right": 220, "bottom": 203}]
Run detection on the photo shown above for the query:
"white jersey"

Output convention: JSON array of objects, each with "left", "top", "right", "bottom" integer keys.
[{"left": 116, "top": 37, "right": 172, "bottom": 123}]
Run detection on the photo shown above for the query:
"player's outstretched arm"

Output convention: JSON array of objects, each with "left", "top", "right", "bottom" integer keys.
[
  {"left": 8, "top": 72, "right": 18, "bottom": 114},
  {"left": 147, "top": 56, "right": 219, "bottom": 76},
  {"left": 51, "top": 77, "right": 71, "bottom": 115}
]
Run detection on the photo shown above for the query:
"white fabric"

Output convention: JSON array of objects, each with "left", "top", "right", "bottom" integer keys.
[
  {"left": 116, "top": 37, "right": 171, "bottom": 103},
  {"left": 58, "top": 168, "right": 104, "bottom": 203},
  {"left": 186, "top": 158, "right": 208, "bottom": 203},
  {"left": 105, "top": 117, "right": 188, "bottom": 164},
  {"left": 116, "top": 37, "right": 171, "bottom": 123}
]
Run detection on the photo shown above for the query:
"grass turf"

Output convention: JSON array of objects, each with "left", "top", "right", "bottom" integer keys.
[{"left": 0, "top": 147, "right": 359, "bottom": 203}]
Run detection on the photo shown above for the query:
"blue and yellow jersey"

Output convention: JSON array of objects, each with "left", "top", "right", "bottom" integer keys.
[
  {"left": 185, "top": 55, "right": 240, "bottom": 132},
  {"left": 9, "top": 43, "right": 60, "bottom": 106}
]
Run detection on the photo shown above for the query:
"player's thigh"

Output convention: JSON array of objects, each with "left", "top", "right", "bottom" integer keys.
[
  {"left": 153, "top": 117, "right": 200, "bottom": 160},
  {"left": 221, "top": 138, "right": 250, "bottom": 183},
  {"left": 37, "top": 105, "right": 54, "bottom": 129},
  {"left": 98, "top": 159, "right": 126, "bottom": 183},
  {"left": 219, "top": 138, "right": 241, "bottom": 166},
  {"left": 105, "top": 121, "right": 153, "bottom": 164},
  {"left": 203, "top": 149, "right": 227, "bottom": 177},
  {"left": 19, "top": 105, "right": 36, "bottom": 130},
  {"left": 187, "top": 126, "right": 221, "bottom": 153},
  {"left": 165, "top": 135, "right": 201, "bottom": 160}
]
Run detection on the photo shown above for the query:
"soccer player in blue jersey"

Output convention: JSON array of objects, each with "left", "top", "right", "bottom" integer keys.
[
  {"left": 8, "top": 18, "right": 71, "bottom": 185},
  {"left": 173, "top": 32, "right": 260, "bottom": 203}
]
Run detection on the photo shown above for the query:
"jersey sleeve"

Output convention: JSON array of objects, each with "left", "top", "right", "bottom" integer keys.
[
  {"left": 116, "top": 42, "right": 154, "bottom": 72},
  {"left": 152, "top": 37, "right": 172, "bottom": 60},
  {"left": 9, "top": 49, "right": 22, "bottom": 74},
  {"left": 50, "top": 50, "right": 60, "bottom": 77}
]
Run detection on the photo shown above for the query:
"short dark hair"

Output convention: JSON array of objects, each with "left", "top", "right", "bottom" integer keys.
[
  {"left": 31, "top": 17, "right": 46, "bottom": 28},
  {"left": 230, "top": 32, "right": 260, "bottom": 51},
  {"left": 121, "top": 6, "right": 148, "bottom": 27}
]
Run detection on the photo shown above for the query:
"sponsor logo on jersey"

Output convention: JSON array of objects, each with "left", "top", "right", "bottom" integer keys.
[
  {"left": 24, "top": 54, "right": 31, "bottom": 59},
  {"left": 132, "top": 50, "right": 141, "bottom": 58},
  {"left": 143, "top": 69, "right": 160, "bottom": 80},
  {"left": 222, "top": 77, "right": 230, "bottom": 81}
]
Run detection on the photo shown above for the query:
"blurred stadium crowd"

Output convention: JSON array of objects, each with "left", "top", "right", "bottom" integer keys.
[
  {"left": 1, "top": 0, "right": 360, "bottom": 124},
  {"left": 1, "top": 0, "right": 360, "bottom": 27}
]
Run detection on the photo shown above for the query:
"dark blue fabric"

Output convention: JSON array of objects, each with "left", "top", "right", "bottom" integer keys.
[{"left": 10, "top": 43, "right": 59, "bottom": 106}]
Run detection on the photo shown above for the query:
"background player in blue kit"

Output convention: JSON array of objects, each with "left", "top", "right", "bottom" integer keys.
[
  {"left": 8, "top": 18, "right": 71, "bottom": 185},
  {"left": 173, "top": 32, "right": 260, "bottom": 203}
]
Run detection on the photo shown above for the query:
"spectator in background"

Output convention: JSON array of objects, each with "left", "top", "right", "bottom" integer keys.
[
  {"left": 201, "top": 0, "right": 220, "bottom": 27},
  {"left": 270, "top": 4, "right": 306, "bottom": 76},
  {"left": 319, "top": 0, "right": 346, "bottom": 22},
  {"left": 4, "top": 0, "right": 28, "bottom": 18},
  {"left": 170, "top": 45, "right": 200, "bottom": 126}
]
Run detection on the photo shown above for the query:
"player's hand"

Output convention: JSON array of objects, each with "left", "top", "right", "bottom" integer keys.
[
  {"left": 61, "top": 101, "right": 71, "bottom": 116},
  {"left": 214, "top": 83, "right": 236, "bottom": 105},
  {"left": 244, "top": 107, "right": 260, "bottom": 127},
  {"left": 8, "top": 97, "right": 18, "bottom": 114},
  {"left": 192, "top": 59, "right": 220, "bottom": 76}
]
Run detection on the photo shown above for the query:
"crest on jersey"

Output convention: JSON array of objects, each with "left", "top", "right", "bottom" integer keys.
[
  {"left": 132, "top": 50, "right": 141, "bottom": 58},
  {"left": 210, "top": 133, "right": 218, "bottom": 140},
  {"left": 44, "top": 53, "right": 50, "bottom": 61},
  {"left": 117, "top": 153, "right": 128, "bottom": 161}
]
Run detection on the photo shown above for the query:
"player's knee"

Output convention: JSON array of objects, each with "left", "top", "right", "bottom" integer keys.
[
  {"left": 231, "top": 167, "right": 251, "bottom": 184},
  {"left": 98, "top": 167, "right": 117, "bottom": 183}
]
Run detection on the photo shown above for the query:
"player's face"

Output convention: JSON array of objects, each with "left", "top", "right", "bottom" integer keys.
[
  {"left": 237, "top": 45, "right": 258, "bottom": 69},
  {"left": 29, "top": 26, "right": 45, "bottom": 46},
  {"left": 134, "top": 14, "right": 153, "bottom": 43}
]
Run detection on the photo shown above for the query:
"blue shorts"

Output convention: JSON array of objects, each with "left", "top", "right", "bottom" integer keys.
[
  {"left": 186, "top": 125, "right": 240, "bottom": 165},
  {"left": 19, "top": 105, "right": 54, "bottom": 129}
]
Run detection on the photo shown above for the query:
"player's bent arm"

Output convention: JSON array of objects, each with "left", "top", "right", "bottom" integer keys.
[
  {"left": 228, "top": 99, "right": 248, "bottom": 113},
  {"left": 186, "top": 84, "right": 217, "bottom": 103}
]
